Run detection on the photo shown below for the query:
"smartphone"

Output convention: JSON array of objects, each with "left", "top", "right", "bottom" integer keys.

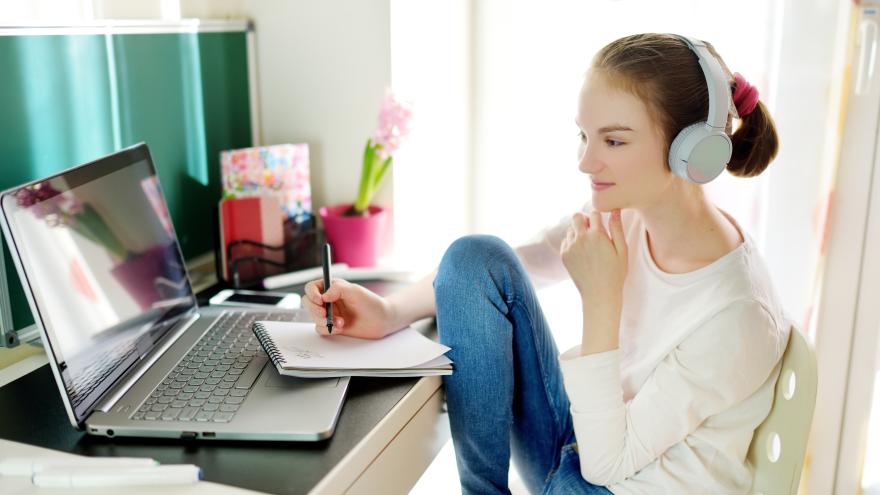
[{"left": 208, "top": 289, "right": 301, "bottom": 309}]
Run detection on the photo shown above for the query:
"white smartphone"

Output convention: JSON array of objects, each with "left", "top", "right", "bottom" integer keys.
[{"left": 208, "top": 289, "right": 301, "bottom": 309}]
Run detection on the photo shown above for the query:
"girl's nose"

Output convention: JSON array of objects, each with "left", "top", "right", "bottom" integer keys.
[{"left": 578, "top": 144, "right": 601, "bottom": 174}]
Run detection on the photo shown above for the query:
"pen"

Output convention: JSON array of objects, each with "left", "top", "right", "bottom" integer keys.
[
  {"left": 32, "top": 465, "right": 202, "bottom": 487},
  {"left": 0, "top": 457, "right": 157, "bottom": 476},
  {"left": 323, "top": 243, "right": 333, "bottom": 334}
]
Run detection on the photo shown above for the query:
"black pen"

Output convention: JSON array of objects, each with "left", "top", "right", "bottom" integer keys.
[{"left": 322, "top": 243, "right": 333, "bottom": 334}]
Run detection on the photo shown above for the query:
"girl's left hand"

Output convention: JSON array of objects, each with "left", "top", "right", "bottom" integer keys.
[{"left": 560, "top": 209, "right": 628, "bottom": 305}]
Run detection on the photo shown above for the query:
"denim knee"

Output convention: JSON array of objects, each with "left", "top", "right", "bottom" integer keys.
[{"left": 436, "top": 234, "right": 518, "bottom": 281}]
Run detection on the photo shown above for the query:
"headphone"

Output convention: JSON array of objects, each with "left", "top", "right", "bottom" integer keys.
[{"left": 667, "top": 35, "right": 732, "bottom": 184}]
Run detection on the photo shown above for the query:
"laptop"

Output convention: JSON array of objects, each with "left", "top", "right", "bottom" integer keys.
[{"left": 0, "top": 143, "right": 349, "bottom": 441}]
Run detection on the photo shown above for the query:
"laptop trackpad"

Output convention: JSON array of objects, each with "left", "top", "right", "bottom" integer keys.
[{"left": 263, "top": 371, "right": 340, "bottom": 389}]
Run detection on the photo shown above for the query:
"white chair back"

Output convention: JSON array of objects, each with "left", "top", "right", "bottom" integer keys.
[{"left": 748, "top": 325, "right": 818, "bottom": 495}]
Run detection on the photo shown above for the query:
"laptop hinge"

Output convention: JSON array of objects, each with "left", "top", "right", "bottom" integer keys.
[{"left": 94, "top": 312, "right": 201, "bottom": 413}]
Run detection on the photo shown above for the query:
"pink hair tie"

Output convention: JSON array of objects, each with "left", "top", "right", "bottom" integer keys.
[{"left": 732, "top": 72, "right": 759, "bottom": 118}]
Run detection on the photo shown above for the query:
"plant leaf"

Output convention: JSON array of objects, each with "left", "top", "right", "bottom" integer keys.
[
  {"left": 372, "top": 156, "right": 393, "bottom": 192},
  {"left": 354, "top": 139, "right": 376, "bottom": 213}
]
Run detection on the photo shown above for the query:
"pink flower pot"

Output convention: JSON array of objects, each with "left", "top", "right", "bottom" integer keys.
[{"left": 319, "top": 204, "right": 387, "bottom": 267}]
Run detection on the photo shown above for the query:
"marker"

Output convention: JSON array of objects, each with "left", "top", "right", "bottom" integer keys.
[
  {"left": 322, "top": 243, "right": 333, "bottom": 334},
  {"left": 32, "top": 465, "right": 202, "bottom": 487},
  {"left": 0, "top": 457, "right": 157, "bottom": 476},
  {"left": 261, "top": 262, "right": 349, "bottom": 290}
]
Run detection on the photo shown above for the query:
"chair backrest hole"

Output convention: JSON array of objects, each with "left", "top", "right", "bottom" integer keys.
[
  {"left": 766, "top": 432, "right": 781, "bottom": 463},
  {"left": 782, "top": 369, "right": 796, "bottom": 400}
]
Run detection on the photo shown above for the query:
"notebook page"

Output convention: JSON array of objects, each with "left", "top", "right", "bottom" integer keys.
[{"left": 254, "top": 321, "right": 451, "bottom": 370}]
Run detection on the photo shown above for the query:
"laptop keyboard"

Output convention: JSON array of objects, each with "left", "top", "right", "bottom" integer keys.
[{"left": 131, "top": 311, "right": 290, "bottom": 423}]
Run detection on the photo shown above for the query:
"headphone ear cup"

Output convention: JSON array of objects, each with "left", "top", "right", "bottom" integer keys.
[
  {"left": 668, "top": 123, "right": 704, "bottom": 181},
  {"left": 667, "top": 123, "right": 732, "bottom": 184}
]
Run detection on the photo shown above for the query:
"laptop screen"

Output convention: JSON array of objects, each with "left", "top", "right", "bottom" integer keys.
[{"left": 0, "top": 143, "right": 197, "bottom": 424}]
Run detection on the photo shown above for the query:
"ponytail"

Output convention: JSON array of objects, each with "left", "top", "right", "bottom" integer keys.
[{"left": 726, "top": 100, "right": 779, "bottom": 177}]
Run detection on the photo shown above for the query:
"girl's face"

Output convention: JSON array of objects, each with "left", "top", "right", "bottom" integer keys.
[{"left": 575, "top": 70, "right": 673, "bottom": 212}]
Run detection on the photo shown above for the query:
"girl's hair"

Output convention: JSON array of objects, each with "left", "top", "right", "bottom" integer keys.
[{"left": 591, "top": 33, "right": 778, "bottom": 178}]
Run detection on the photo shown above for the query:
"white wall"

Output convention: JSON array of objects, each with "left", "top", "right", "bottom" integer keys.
[
  {"left": 388, "top": 0, "right": 471, "bottom": 272},
  {"left": 180, "top": 0, "right": 395, "bottom": 234},
  {"left": 0, "top": 0, "right": 95, "bottom": 22},
  {"left": 762, "top": 0, "right": 852, "bottom": 331}
]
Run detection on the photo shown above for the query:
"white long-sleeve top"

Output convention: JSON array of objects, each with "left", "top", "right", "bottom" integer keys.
[{"left": 515, "top": 204, "right": 790, "bottom": 494}]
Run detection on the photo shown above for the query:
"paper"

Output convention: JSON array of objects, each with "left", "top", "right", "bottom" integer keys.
[{"left": 252, "top": 320, "right": 452, "bottom": 378}]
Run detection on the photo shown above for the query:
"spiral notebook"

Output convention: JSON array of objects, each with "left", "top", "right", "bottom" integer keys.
[{"left": 252, "top": 320, "right": 453, "bottom": 378}]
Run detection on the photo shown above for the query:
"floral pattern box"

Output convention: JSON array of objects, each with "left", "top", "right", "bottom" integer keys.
[{"left": 220, "top": 143, "right": 312, "bottom": 222}]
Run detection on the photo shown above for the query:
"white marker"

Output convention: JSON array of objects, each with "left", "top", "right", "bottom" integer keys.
[
  {"left": 32, "top": 465, "right": 202, "bottom": 488},
  {"left": 262, "top": 263, "right": 349, "bottom": 289},
  {"left": 262, "top": 263, "right": 416, "bottom": 290},
  {"left": 0, "top": 457, "right": 157, "bottom": 476}
]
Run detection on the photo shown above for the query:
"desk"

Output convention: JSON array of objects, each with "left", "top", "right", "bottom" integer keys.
[{"left": 0, "top": 281, "right": 451, "bottom": 494}]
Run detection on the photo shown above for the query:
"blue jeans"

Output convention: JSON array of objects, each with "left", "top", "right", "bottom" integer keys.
[{"left": 434, "top": 235, "right": 614, "bottom": 495}]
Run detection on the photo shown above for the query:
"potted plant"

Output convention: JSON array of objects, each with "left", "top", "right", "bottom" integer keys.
[{"left": 320, "top": 89, "right": 413, "bottom": 267}]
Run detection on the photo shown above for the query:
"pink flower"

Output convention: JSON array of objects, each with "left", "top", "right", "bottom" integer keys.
[
  {"left": 371, "top": 89, "right": 413, "bottom": 160},
  {"left": 352, "top": 89, "right": 413, "bottom": 213}
]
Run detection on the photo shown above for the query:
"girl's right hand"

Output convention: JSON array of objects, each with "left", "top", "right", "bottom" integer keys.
[{"left": 302, "top": 278, "right": 395, "bottom": 339}]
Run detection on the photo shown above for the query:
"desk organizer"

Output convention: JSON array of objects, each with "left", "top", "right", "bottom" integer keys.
[{"left": 220, "top": 216, "right": 323, "bottom": 289}]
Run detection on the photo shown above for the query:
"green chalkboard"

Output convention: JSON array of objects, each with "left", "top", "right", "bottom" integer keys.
[{"left": 0, "top": 24, "right": 254, "bottom": 333}]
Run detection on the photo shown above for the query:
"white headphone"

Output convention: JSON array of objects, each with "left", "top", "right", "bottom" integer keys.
[{"left": 667, "top": 35, "right": 732, "bottom": 184}]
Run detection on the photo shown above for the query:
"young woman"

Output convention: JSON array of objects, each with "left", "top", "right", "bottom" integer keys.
[{"left": 302, "top": 33, "right": 788, "bottom": 494}]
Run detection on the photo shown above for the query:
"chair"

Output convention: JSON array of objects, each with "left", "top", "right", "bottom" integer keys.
[{"left": 747, "top": 324, "right": 818, "bottom": 495}]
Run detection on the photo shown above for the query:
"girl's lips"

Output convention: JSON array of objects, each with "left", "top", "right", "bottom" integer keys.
[{"left": 591, "top": 182, "right": 615, "bottom": 191}]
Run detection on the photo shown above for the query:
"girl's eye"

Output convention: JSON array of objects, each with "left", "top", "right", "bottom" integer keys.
[
  {"left": 606, "top": 139, "right": 623, "bottom": 147},
  {"left": 577, "top": 131, "right": 587, "bottom": 142}
]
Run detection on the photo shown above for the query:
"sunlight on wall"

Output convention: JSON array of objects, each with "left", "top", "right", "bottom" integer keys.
[
  {"left": 390, "top": 0, "right": 775, "bottom": 274},
  {"left": 389, "top": 0, "right": 470, "bottom": 273},
  {"left": 470, "top": 0, "right": 775, "bottom": 248},
  {"left": 862, "top": 368, "right": 880, "bottom": 493}
]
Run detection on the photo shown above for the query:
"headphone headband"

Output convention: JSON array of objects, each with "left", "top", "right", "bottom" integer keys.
[
  {"left": 666, "top": 34, "right": 733, "bottom": 184},
  {"left": 675, "top": 35, "right": 730, "bottom": 130}
]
